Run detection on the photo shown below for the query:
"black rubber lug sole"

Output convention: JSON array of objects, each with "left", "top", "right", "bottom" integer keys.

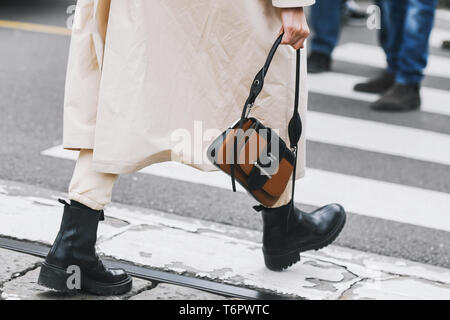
[
  {"left": 263, "top": 212, "right": 346, "bottom": 272},
  {"left": 263, "top": 250, "right": 301, "bottom": 272},
  {"left": 38, "top": 262, "right": 133, "bottom": 296},
  {"left": 37, "top": 263, "right": 78, "bottom": 293}
]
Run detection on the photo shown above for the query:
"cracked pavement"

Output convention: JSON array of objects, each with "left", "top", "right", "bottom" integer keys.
[
  {"left": 0, "top": 248, "right": 224, "bottom": 300},
  {"left": 1, "top": 179, "right": 449, "bottom": 300}
]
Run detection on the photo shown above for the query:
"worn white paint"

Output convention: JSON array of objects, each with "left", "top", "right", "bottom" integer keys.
[
  {"left": 308, "top": 72, "right": 450, "bottom": 116},
  {"left": 0, "top": 180, "right": 449, "bottom": 300},
  {"left": 333, "top": 42, "right": 450, "bottom": 79},
  {"left": 341, "top": 277, "right": 450, "bottom": 300},
  {"left": 0, "top": 186, "right": 128, "bottom": 244},
  {"left": 42, "top": 146, "right": 450, "bottom": 232}
]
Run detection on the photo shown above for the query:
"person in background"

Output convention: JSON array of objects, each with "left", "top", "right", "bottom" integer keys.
[
  {"left": 308, "top": 0, "right": 438, "bottom": 112},
  {"left": 355, "top": 0, "right": 438, "bottom": 111},
  {"left": 308, "top": 0, "right": 367, "bottom": 73}
]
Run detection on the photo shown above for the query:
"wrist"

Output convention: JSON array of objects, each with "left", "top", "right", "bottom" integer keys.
[{"left": 281, "top": 7, "right": 304, "bottom": 11}]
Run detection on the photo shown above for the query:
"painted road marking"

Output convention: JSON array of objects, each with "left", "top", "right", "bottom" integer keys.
[
  {"left": 0, "top": 19, "right": 71, "bottom": 36},
  {"left": 431, "top": 28, "right": 450, "bottom": 49},
  {"left": 41, "top": 146, "right": 450, "bottom": 232},
  {"left": 333, "top": 42, "right": 450, "bottom": 80},
  {"left": 308, "top": 111, "right": 450, "bottom": 166},
  {"left": 437, "top": 9, "right": 450, "bottom": 23},
  {"left": 309, "top": 72, "right": 450, "bottom": 116}
]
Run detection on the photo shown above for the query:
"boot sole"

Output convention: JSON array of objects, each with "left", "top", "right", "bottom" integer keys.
[
  {"left": 38, "top": 262, "right": 133, "bottom": 296},
  {"left": 371, "top": 102, "right": 420, "bottom": 112},
  {"left": 263, "top": 212, "right": 346, "bottom": 272}
]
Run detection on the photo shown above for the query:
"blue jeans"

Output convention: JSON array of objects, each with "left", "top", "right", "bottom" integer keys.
[
  {"left": 310, "top": 0, "right": 345, "bottom": 56},
  {"left": 310, "top": 0, "right": 438, "bottom": 85},
  {"left": 378, "top": 0, "right": 437, "bottom": 85}
]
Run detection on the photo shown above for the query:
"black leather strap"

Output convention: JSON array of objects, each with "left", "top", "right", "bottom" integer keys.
[
  {"left": 239, "top": 34, "right": 284, "bottom": 124},
  {"left": 231, "top": 33, "right": 303, "bottom": 212},
  {"left": 286, "top": 49, "right": 301, "bottom": 230}
]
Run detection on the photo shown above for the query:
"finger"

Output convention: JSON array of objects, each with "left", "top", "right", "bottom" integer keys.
[
  {"left": 292, "top": 28, "right": 310, "bottom": 48},
  {"left": 281, "top": 31, "right": 293, "bottom": 45},
  {"left": 282, "top": 31, "right": 299, "bottom": 45},
  {"left": 292, "top": 38, "right": 306, "bottom": 50},
  {"left": 283, "top": 26, "right": 307, "bottom": 45}
]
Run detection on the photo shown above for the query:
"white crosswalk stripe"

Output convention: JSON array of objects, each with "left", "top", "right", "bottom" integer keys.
[
  {"left": 431, "top": 28, "right": 450, "bottom": 49},
  {"left": 437, "top": 9, "right": 450, "bottom": 23},
  {"left": 309, "top": 72, "right": 450, "bottom": 116},
  {"left": 333, "top": 42, "right": 450, "bottom": 79},
  {"left": 308, "top": 111, "right": 450, "bottom": 166}
]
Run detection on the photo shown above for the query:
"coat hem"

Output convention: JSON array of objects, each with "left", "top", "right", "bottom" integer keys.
[{"left": 63, "top": 134, "right": 95, "bottom": 151}]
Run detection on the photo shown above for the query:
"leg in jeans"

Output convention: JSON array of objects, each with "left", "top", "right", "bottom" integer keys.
[
  {"left": 352, "top": 0, "right": 401, "bottom": 94},
  {"left": 69, "top": 149, "right": 118, "bottom": 210},
  {"left": 378, "top": 0, "right": 409, "bottom": 75},
  {"left": 377, "top": 0, "right": 389, "bottom": 62},
  {"left": 370, "top": 0, "right": 436, "bottom": 111},
  {"left": 310, "top": 0, "right": 345, "bottom": 55},
  {"left": 396, "top": 0, "right": 438, "bottom": 85}
]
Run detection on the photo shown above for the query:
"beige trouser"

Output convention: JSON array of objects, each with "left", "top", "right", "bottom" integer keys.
[{"left": 69, "top": 149, "right": 292, "bottom": 210}]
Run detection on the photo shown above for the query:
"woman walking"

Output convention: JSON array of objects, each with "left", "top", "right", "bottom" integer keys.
[{"left": 38, "top": 0, "right": 346, "bottom": 296}]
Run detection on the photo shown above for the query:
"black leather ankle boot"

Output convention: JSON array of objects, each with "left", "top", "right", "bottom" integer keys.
[
  {"left": 38, "top": 200, "right": 132, "bottom": 296},
  {"left": 258, "top": 202, "right": 346, "bottom": 271}
]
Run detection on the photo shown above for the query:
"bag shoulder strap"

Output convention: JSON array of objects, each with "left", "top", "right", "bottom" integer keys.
[{"left": 232, "top": 33, "right": 303, "bottom": 211}]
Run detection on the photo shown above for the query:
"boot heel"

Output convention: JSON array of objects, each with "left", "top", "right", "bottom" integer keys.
[
  {"left": 38, "top": 263, "right": 78, "bottom": 293},
  {"left": 263, "top": 250, "right": 300, "bottom": 271}
]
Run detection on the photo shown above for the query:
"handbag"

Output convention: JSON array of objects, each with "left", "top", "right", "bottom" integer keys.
[{"left": 207, "top": 33, "right": 303, "bottom": 208}]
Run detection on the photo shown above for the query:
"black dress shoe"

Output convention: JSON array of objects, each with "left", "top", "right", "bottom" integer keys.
[
  {"left": 308, "top": 52, "right": 331, "bottom": 74},
  {"left": 354, "top": 71, "right": 395, "bottom": 93},
  {"left": 371, "top": 83, "right": 421, "bottom": 112},
  {"left": 38, "top": 200, "right": 132, "bottom": 296},
  {"left": 257, "top": 202, "right": 346, "bottom": 271},
  {"left": 442, "top": 40, "right": 450, "bottom": 50}
]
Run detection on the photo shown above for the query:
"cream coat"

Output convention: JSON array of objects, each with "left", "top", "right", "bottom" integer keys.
[{"left": 63, "top": 0, "right": 314, "bottom": 178}]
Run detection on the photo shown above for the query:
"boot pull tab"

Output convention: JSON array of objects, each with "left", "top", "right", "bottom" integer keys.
[
  {"left": 286, "top": 202, "right": 295, "bottom": 233},
  {"left": 58, "top": 199, "right": 70, "bottom": 206}
]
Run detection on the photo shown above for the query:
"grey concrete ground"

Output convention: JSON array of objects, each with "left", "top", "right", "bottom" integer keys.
[
  {"left": 0, "top": 248, "right": 226, "bottom": 300},
  {"left": 0, "top": 0, "right": 449, "bottom": 273},
  {"left": 1, "top": 179, "right": 449, "bottom": 300}
]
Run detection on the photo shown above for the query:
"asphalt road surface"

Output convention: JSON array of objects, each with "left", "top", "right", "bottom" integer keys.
[{"left": 1, "top": 0, "right": 449, "bottom": 268}]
